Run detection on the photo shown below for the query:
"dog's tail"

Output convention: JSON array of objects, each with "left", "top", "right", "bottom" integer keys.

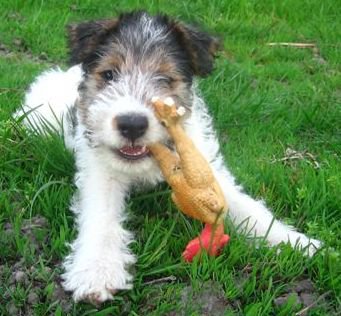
[{"left": 14, "top": 65, "right": 83, "bottom": 139}]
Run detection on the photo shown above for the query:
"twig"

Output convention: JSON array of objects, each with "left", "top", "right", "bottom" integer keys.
[
  {"left": 267, "top": 42, "right": 316, "bottom": 48},
  {"left": 271, "top": 148, "right": 320, "bottom": 169},
  {"left": 295, "top": 291, "right": 331, "bottom": 316},
  {"left": 266, "top": 42, "right": 323, "bottom": 60},
  {"left": 143, "top": 275, "right": 177, "bottom": 285}
]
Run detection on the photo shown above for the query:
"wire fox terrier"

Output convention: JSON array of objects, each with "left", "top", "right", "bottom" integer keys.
[{"left": 17, "top": 11, "right": 321, "bottom": 303}]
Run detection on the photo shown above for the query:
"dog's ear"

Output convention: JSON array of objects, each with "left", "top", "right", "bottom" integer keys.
[
  {"left": 173, "top": 22, "right": 221, "bottom": 77},
  {"left": 67, "top": 19, "right": 118, "bottom": 66}
]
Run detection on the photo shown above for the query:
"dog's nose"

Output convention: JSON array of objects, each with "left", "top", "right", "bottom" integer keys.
[{"left": 116, "top": 114, "right": 149, "bottom": 141}]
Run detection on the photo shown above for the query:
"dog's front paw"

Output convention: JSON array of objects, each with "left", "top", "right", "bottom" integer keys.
[{"left": 62, "top": 260, "right": 133, "bottom": 304}]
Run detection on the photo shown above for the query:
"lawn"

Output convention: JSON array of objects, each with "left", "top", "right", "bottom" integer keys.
[{"left": 0, "top": 0, "right": 340, "bottom": 315}]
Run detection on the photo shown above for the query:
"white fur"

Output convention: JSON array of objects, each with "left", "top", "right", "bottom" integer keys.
[
  {"left": 15, "top": 65, "right": 83, "bottom": 150},
  {"left": 18, "top": 66, "right": 321, "bottom": 303},
  {"left": 62, "top": 142, "right": 135, "bottom": 301}
]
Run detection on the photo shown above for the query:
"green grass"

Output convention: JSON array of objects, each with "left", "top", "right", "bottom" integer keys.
[{"left": 1, "top": 0, "right": 340, "bottom": 315}]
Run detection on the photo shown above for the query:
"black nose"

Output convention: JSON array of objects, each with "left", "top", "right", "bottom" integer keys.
[{"left": 116, "top": 114, "right": 149, "bottom": 141}]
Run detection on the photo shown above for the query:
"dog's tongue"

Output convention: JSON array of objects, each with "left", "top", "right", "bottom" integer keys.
[{"left": 118, "top": 145, "right": 149, "bottom": 158}]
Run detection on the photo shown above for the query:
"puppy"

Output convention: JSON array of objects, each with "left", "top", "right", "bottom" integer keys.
[{"left": 17, "top": 11, "right": 321, "bottom": 303}]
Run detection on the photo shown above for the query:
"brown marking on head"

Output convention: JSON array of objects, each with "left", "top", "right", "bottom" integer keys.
[
  {"left": 68, "top": 11, "right": 221, "bottom": 129},
  {"left": 155, "top": 61, "right": 184, "bottom": 88}
]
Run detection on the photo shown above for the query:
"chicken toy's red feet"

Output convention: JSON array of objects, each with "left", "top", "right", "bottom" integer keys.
[{"left": 182, "top": 223, "right": 230, "bottom": 262}]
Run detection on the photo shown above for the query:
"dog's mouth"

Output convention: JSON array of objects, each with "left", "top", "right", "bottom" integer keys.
[{"left": 115, "top": 145, "right": 150, "bottom": 161}]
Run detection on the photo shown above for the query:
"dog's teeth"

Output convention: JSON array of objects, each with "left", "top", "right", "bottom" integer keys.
[
  {"left": 117, "top": 145, "right": 149, "bottom": 159},
  {"left": 177, "top": 106, "right": 186, "bottom": 116},
  {"left": 151, "top": 96, "right": 159, "bottom": 103},
  {"left": 164, "top": 97, "right": 175, "bottom": 106}
]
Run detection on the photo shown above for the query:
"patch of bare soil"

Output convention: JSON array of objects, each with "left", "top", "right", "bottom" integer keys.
[
  {"left": 274, "top": 279, "right": 331, "bottom": 315},
  {"left": 0, "top": 41, "right": 51, "bottom": 64},
  {"left": 177, "top": 280, "right": 233, "bottom": 315},
  {"left": 1, "top": 216, "right": 72, "bottom": 314}
]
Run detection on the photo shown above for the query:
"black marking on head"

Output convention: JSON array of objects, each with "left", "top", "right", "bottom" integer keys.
[
  {"left": 67, "top": 19, "right": 118, "bottom": 67},
  {"left": 67, "top": 11, "right": 220, "bottom": 79}
]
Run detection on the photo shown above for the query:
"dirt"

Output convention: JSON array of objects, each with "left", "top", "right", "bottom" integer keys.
[
  {"left": 2, "top": 216, "right": 72, "bottom": 314},
  {"left": 1, "top": 216, "right": 331, "bottom": 314},
  {"left": 141, "top": 280, "right": 234, "bottom": 315},
  {"left": 0, "top": 41, "right": 52, "bottom": 64},
  {"left": 178, "top": 281, "right": 232, "bottom": 315},
  {"left": 6, "top": 11, "right": 25, "bottom": 22},
  {"left": 165, "top": 276, "right": 327, "bottom": 315},
  {"left": 3, "top": 260, "right": 72, "bottom": 314},
  {"left": 273, "top": 278, "right": 329, "bottom": 315},
  {"left": 4, "top": 215, "right": 49, "bottom": 252}
]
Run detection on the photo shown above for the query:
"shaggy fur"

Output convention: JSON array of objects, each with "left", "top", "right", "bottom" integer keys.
[{"left": 16, "top": 11, "right": 321, "bottom": 303}]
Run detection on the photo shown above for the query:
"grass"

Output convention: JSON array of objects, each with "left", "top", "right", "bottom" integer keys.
[{"left": 0, "top": 0, "right": 340, "bottom": 315}]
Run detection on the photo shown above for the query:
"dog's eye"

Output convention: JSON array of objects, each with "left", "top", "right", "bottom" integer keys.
[
  {"left": 101, "top": 69, "right": 119, "bottom": 82},
  {"left": 157, "top": 76, "right": 175, "bottom": 86}
]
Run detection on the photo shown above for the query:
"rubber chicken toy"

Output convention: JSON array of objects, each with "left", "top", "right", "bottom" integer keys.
[{"left": 148, "top": 97, "right": 230, "bottom": 262}]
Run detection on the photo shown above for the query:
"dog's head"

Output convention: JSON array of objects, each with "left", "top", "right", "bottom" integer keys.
[{"left": 67, "top": 11, "right": 220, "bottom": 173}]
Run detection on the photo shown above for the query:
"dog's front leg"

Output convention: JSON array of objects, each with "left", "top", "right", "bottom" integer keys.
[{"left": 62, "top": 162, "right": 135, "bottom": 304}]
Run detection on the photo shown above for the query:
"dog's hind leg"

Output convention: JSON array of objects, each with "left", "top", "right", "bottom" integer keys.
[
  {"left": 211, "top": 162, "right": 322, "bottom": 256},
  {"left": 186, "top": 94, "right": 322, "bottom": 256}
]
